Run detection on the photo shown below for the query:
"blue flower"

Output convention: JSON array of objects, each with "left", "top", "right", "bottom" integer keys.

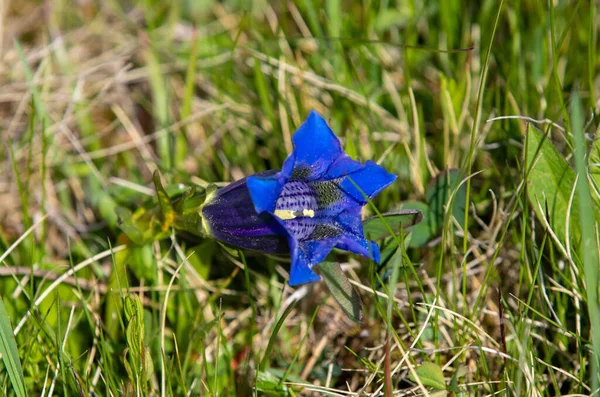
[{"left": 202, "top": 111, "right": 396, "bottom": 286}]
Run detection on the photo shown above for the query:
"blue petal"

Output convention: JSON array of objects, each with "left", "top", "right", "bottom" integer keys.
[
  {"left": 284, "top": 111, "right": 344, "bottom": 180},
  {"left": 279, "top": 152, "right": 296, "bottom": 179},
  {"left": 330, "top": 206, "right": 380, "bottom": 262},
  {"left": 325, "top": 154, "right": 364, "bottom": 179},
  {"left": 288, "top": 238, "right": 337, "bottom": 286},
  {"left": 247, "top": 174, "right": 286, "bottom": 213},
  {"left": 334, "top": 206, "right": 363, "bottom": 234},
  {"left": 336, "top": 234, "right": 381, "bottom": 263},
  {"left": 338, "top": 160, "right": 397, "bottom": 203},
  {"left": 289, "top": 253, "right": 321, "bottom": 286}
]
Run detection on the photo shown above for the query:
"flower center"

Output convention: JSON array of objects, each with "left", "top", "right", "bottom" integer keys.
[{"left": 274, "top": 181, "right": 318, "bottom": 240}]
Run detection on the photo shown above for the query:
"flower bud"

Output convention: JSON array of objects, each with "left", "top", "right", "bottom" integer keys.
[{"left": 201, "top": 175, "right": 289, "bottom": 254}]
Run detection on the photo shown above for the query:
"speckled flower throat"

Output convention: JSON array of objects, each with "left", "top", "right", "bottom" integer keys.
[
  {"left": 272, "top": 179, "right": 343, "bottom": 241},
  {"left": 273, "top": 181, "right": 317, "bottom": 240}
]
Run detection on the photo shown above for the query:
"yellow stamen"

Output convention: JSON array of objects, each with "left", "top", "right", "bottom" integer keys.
[
  {"left": 273, "top": 210, "right": 296, "bottom": 220},
  {"left": 273, "top": 209, "right": 315, "bottom": 220},
  {"left": 302, "top": 209, "right": 315, "bottom": 217}
]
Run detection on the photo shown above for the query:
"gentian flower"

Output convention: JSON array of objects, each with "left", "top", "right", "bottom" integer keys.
[{"left": 201, "top": 111, "right": 396, "bottom": 286}]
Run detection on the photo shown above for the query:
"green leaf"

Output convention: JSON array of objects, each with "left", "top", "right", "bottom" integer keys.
[
  {"left": 317, "top": 261, "right": 362, "bottom": 324},
  {"left": 399, "top": 201, "right": 432, "bottom": 248},
  {"left": 392, "top": 170, "right": 466, "bottom": 248},
  {"left": 98, "top": 192, "right": 119, "bottom": 228},
  {"left": 186, "top": 241, "right": 217, "bottom": 280},
  {"left": 124, "top": 295, "right": 144, "bottom": 357},
  {"left": 525, "top": 123, "right": 580, "bottom": 246},
  {"left": 153, "top": 170, "right": 175, "bottom": 227},
  {"left": 124, "top": 295, "right": 153, "bottom": 383},
  {"left": 363, "top": 209, "right": 423, "bottom": 241},
  {"left": 172, "top": 187, "right": 206, "bottom": 214},
  {"left": 448, "top": 365, "right": 469, "bottom": 393},
  {"left": 173, "top": 213, "right": 204, "bottom": 236},
  {"left": 255, "top": 370, "right": 288, "bottom": 395},
  {"left": 0, "top": 297, "right": 28, "bottom": 397},
  {"left": 128, "top": 244, "right": 157, "bottom": 282},
  {"left": 410, "top": 362, "right": 446, "bottom": 390},
  {"left": 425, "top": 169, "right": 466, "bottom": 231},
  {"left": 115, "top": 207, "right": 146, "bottom": 244}
]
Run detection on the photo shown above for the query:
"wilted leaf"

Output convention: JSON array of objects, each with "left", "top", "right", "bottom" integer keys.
[{"left": 317, "top": 261, "right": 362, "bottom": 324}]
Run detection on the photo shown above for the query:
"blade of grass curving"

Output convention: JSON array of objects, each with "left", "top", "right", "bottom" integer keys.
[
  {"left": 385, "top": 245, "right": 402, "bottom": 397},
  {"left": 589, "top": 0, "right": 597, "bottom": 107},
  {"left": 146, "top": 48, "right": 172, "bottom": 169},
  {"left": 0, "top": 297, "right": 28, "bottom": 397},
  {"left": 259, "top": 298, "right": 297, "bottom": 371},
  {"left": 181, "top": 28, "right": 199, "bottom": 122},
  {"left": 462, "top": 0, "right": 504, "bottom": 253},
  {"left": 13, "top": 40, "right": 49, "bottom": 124},
  {"left": 8, "top": 144, "right": 33, "bottom": 266},
  {"left": 39, "top": 118, "right": 48, "bottom": 267},
  {"left": 300, "top": 0, "right": 324, "bottom": 38},
  {"left": 280, "top": 304, "right": 319, "bottom": 384},
  {"left": 548, "top": 0, "right": 571, "bottom": 137},
  {"left": 239, "top": 250, "right": 257, "bottom": 369},
  {"left": 571, "top": 93, "right": 600, "bottom": 391},
  {"left": 270, "top": 36, "right": 475, "bottom": 53}
]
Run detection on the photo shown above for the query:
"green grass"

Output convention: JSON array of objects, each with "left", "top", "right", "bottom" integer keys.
[{"left": 1, "top": 0, "right": 600, "bottom": 395}]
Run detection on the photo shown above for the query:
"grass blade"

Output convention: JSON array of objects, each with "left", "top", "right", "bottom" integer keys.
[
  {"left": 571, "top": 93, "right": 600, "bottom": 390},
  {"left": 0, "top": 297, "right": 28, "bottom": 397}
]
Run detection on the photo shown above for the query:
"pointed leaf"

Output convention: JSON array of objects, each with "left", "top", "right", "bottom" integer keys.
[{"left": 317, "top": 261, "right": 362, "bottom": 324}]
